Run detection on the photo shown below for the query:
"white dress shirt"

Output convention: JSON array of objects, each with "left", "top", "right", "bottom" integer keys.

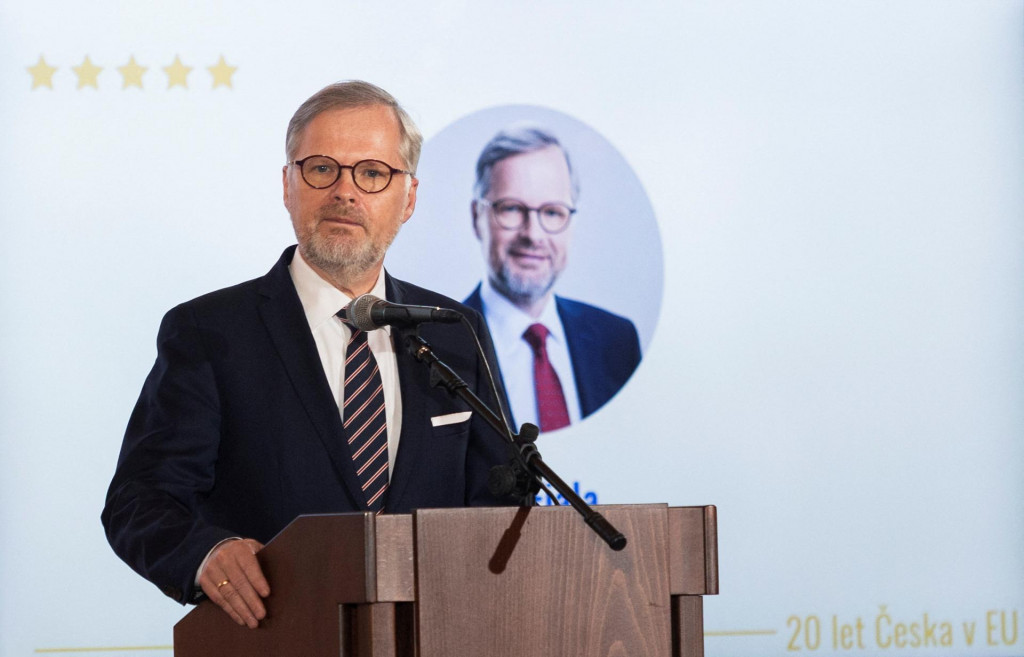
[
  {"left": 478, "top": 278, "right": 582, "bottom": 429},
  {"left": 288, "top": 250, "right": 403, "bottom": 474}
]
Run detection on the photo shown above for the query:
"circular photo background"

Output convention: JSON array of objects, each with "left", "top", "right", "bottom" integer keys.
[{"left": 387, "top": 104, "right": 663, "bottom": 428}]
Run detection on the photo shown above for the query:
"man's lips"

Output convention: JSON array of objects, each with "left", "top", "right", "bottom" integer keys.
[
  {"left": 508, "top": 249, "right": 549, "bottom": 264},
  {"left": 317, "top": 206, "right": 366, "bottom": 228},
  {"left": 321, "top": 216, "right": 362, "bottom": 226}
]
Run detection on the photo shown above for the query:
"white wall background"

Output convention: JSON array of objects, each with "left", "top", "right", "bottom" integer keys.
[{"left": 1, "top": 1, "right": 1022, "bottom": 655}]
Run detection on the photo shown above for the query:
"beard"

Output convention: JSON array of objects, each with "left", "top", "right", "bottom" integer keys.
[
  {"left": 297, "top": 204, "right": 402, "bottom": 279},
  {"left": 491, "top": 261, "right": 558, "bottom": 307}
]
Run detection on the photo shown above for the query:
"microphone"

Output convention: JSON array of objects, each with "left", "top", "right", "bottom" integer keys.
[{"left": 346, "top": 294, "right": 463, "bottom": 331}]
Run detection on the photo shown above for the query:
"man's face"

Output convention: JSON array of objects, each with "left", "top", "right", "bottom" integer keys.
[
  {"left": 283, "top": 105, "right": 417, "bottom": 279},
  {"left": 473, "top": 146, "right": 574, "bottom": 309}
]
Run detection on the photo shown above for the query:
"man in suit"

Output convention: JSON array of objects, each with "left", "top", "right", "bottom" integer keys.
[
  {"left": 464, "top": 125, "right": 641, "bottom": 433},
  {"left": 102, "top": 81, "right": 511, "bottom": 629}
]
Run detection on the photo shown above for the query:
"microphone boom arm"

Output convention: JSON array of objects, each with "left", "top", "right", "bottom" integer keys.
[{"left": 404, "top": 333, "right": 626, "bottom": 551}]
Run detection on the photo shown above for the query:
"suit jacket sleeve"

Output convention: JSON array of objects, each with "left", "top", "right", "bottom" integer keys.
[{"left": 102, "top": 303, "right": 236, "bottom": 604}]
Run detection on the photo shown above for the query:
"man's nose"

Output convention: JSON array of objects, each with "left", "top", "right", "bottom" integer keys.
[
  {"left": 519, "top": 209, "right": 546, "bottom": 241},
  {"left": 330, "top": 168, "right": 359, "bottom": 201}
]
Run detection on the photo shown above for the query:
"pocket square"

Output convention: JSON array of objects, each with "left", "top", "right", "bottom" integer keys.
[{"left": 431, "top": 411, "right": 472, "bottom": 427}]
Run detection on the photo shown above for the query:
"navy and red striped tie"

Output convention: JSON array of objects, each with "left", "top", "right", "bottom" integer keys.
[{"left": 339, "top": 313, "right": 389, "bottom": 512}]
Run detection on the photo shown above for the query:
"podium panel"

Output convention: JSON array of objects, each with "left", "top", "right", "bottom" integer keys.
[
  {"left": 415, "top": 505, "right": 671, "bottom": 657},
  {"left": 174, "top": 504, "right": 717, "bottom": 657}
]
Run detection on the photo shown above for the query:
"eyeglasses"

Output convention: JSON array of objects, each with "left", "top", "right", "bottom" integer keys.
[
  {"left": 478, "top": 198, "right": 576, "bottom": 234},
  {"left": 289, "top": 155, "right": 412, "bottom": 193}
]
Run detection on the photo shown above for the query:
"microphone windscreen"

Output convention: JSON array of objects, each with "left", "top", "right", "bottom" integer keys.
[{"left": 348, "top": 294, "right": 382, "bottom": 331}]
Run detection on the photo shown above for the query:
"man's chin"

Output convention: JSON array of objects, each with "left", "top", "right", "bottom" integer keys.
[
  {"left": 301, "top": 237, "right": 379, "bottom": 274},
  {"left": 495, "top": 271, "right": 556, "bottom": 305}
]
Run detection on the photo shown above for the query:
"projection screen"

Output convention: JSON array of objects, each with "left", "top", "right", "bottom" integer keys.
[{"left": 1, "top": 1, "right": 1021, "bottom": 655}]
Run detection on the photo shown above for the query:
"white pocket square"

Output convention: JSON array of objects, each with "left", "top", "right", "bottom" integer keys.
[{"left": 431, "top": 411, "right": 472, "bottom": 427}]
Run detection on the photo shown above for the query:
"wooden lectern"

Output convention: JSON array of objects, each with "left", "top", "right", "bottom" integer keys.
[{"left": 174, "top": 504, "right": 717, "bottom": 657}]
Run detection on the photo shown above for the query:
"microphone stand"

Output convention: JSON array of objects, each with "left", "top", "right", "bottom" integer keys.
[{"left": 404, "top": 332, "right": 626, "bottom": 551}]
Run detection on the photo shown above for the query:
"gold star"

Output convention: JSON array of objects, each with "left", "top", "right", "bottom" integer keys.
[
  {"left": 207, "top": 54, "right": 237, "bottom": 89},
  {"left": 163, "top": 55, "right": 192, "bottom": 89},
  {"left": 27, "top": 55, "right": 58, "bottom": 90},
  {"left": 72, "top": 55, "right": 103, "bottom": 89},
  {"left": 118, "top": 55, "right": 147, "bottom": 89}
]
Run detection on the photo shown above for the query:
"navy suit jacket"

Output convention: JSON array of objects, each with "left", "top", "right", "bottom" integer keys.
[
  {"left": 464, "top": 284, "right": 641, "bottom": 423},
  {"left": 103, "top": 247, "right": 511, "bottom": 603}
]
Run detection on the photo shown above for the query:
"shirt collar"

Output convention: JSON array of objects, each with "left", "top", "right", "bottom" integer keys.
[{"left": 289, "top": 248, "right": 390, "bottom": 333}]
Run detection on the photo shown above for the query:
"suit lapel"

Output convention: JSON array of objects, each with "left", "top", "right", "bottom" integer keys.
[
  {"left": 257, "top": 247, "right": 368, "bottom": 510},
  {"left": 556, "top": 296, "right": 599, "bottom": 417},
  {"left": 462, "top": 284, "right": 516, "bottom": 428}
]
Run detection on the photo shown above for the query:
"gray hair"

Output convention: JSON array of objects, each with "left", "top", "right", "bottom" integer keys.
[
  {"left": 285, "top": 80, "right": 423, "bottom": 173},
  {"left": 473, "top": 124, "right": 579, "bottom": 204}
]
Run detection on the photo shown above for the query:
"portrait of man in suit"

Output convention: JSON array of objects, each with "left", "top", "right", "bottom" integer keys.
[
  {"left": 464, "top": 126, "right": 642, "bottom": 433},
  {"left": 102, "top": 81, "right": 512, "bottom": 629}
]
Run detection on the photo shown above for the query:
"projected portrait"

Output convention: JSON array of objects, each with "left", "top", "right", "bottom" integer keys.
[{"left": 386, "top": 106, "right": 663, "bottom": 434}]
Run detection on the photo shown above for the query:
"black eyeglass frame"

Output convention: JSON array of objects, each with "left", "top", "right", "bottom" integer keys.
[
  {"left": 477, "top": 197, "right": 577, "bottom": 234},
  {"left": 289, "top": 155, "right": 414, "bottom": 193}
]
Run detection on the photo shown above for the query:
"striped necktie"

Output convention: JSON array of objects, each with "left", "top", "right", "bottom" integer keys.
[
  {"left": 523, "top": 323, "right": 571, "bottom": 432},
  {"left": 338, "top": 312, "right": 389, "bottom": 511}
]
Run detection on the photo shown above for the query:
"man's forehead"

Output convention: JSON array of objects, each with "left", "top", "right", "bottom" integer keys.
[
  {"left": 491, "top": 146, "right": 572, "bottom": 193},
  {"left": 296, "top": 105, "right": 402, "bottom": 155},
  {"left": 497, "top": 144, "right": 566, "bottom": 166}
]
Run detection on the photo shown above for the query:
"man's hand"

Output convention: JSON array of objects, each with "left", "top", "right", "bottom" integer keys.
[{"left": 198, "top": 538, "right": 270, "bottom": 629}]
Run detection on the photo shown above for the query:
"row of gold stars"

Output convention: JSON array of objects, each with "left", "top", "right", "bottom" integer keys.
[{"left": 26, "top": 54, "right": 238, "bottom": 90}]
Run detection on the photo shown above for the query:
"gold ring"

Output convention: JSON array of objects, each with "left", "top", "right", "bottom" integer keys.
[{"left": 216, "top": 579, "right": 230, "bottom": 589}]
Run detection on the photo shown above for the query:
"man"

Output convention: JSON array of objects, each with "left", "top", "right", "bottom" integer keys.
[
  {"left": 102, "top": 81, "right": 511, "bottom": 629},
  {"left": 464, "top": 126, "right": 641, "bottom": 433}
]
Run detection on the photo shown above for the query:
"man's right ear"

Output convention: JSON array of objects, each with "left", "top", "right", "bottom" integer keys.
[{"left": 471, "top": 200, "right": 482, "bottom": 240}]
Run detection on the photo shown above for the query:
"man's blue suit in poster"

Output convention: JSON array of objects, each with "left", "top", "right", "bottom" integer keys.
[{"left": 463, "top": 284, "right": 641, "bottom": 425}]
